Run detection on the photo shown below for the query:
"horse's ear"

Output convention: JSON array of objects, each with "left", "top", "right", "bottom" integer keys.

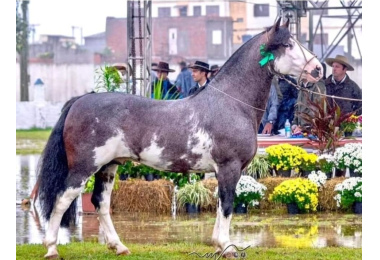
[
  {"left": 269, "top": 17, "right": 282, "bottom": 35},
  {"left": 282, "top": 18, "right": 290, "bottom": 28}
]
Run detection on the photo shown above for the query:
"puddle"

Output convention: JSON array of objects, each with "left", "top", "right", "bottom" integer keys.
[{"left": 16, "top": 155, "right": 362, "bottom": 248}]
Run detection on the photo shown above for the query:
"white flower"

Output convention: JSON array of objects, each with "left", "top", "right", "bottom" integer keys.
[
  {"left": 333, "top": 177, "right": 362, "bottom": 207},
  {"left": 333, "top": 143, "right": 362, "bottom": 174},
  {"left": 308, "top": 170, "right": 327, "bottom": 188}
]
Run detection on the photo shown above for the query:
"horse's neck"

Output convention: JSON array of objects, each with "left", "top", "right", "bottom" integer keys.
[{"left": 211, "top": 36, "right": 273, "bottom": 112}]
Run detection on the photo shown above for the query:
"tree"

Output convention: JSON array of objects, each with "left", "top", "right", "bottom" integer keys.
[{"left": 16, "top": 0, "right": 30, "bottom": 101}]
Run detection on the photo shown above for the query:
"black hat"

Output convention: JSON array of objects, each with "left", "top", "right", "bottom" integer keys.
[
  {"left": 210, "top": 64, "right": 220, "bottom": 72},
  {"left": 189, "top": 61, "right": 210, "bottom": 72},
  {"left": 152, "top": 61, "right": 175, "bottom": 72}
]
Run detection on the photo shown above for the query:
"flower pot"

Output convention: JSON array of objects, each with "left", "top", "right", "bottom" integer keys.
[
  {"left": 153, "top": 173, "right": 161, "bottom": 180},
  {"left": 300, "top": 170, "right": 312, "bottom": 178},
  {"left": 286, "top": 203, "right": 300, "bottom": 214},
  {"left": 353, "top": 201, "right": 362, "bottom": 214},
  {"left": 234, "top": 203, "right": 248, "bottom": 214},
  {"left": 119, "top": 174, "right": 129, "bottom": 181},
  {"left": 325, "top": 172, "right": 332, "bottom": 179},
  {"left": 276, "top": 169, "right": 291, "bottom": 177},
  {"left": 344, "top": 131, "right": 353, "bottom": 137},
  {"left": 82, "top": 192, "right": 96, "bottom": 213},
  {"left": 334, "top": 168, "right": 346, "bottom": 177},
  {"left": 349, "top": 168, "right": 361, "bottom": 177},
  {"left": 185, "top": 203, "right": 200, "bottom": 214},
  {"left": 145, "top": 173, "right": 154, "bottom": 181}
]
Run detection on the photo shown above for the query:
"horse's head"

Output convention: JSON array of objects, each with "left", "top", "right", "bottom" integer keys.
[{"left": 265, "top": 18, "right": 323, "bottom": 83}]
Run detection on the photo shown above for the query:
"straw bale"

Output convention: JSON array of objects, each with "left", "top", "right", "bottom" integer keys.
[
  {"left": 201, "top": 178, "right": 218, "bottom": 212},
  {"left": 111, "top": 179, "right": 174, "bottom": 213},
  {"left": 318, "top": 177, "right": 346, "bottom": 211}
]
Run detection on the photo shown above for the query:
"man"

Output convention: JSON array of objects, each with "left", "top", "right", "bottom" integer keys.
[
  {"left": 188, "top": 61, "right": 211, "bottom": 96},
  {"left": 175, "top": 61, "right": 195, "bottom": 98},
  {"left": 151, "top": 61, "right": 179, "bottom": 100},
  {"left": 292, "top": 78, "right": 326, "bottom": 133},
  {"left": 325, "top": 55, "right": 362, "bottom": 115},
  {"left": 259, "top": 83, "right": 279, "bottom": 134},
  {"left": 208, "top": 64, "right": 220, "bottom": 81}
]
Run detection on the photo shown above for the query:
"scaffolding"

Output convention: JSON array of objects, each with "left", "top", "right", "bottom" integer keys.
[
  {"left": 126, "top": 0, "right": 152, "bottom": 97},
  {"left": 277, "top": 0, "right": 362, "bottom": 63}
]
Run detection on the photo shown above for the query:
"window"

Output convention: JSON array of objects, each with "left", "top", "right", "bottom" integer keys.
[
  {"left": 206, "top": 5, "right": 219, "bottom": 16},
  {"left": 193, "top": 6, "right": 201, "bottom": 17},
  {"left": 212, "top": 30, "right": 222, "bottom": 45},
  {"left": 179, "top": 6, "right": 187, "bottom": 17},
  {"left": 253, "top": 4, "right": 269, "bottom": 17},
  {"left": 158, "top": 7, "right": 171, "bottom": 17}
]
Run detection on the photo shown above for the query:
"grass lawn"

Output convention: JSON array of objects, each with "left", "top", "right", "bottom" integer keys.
[
  {"left": 16, "top": 128, "right": 52, "bottom": 155},
  {"left": 16, "top": 242, "right": 361, "bottom": 260}
]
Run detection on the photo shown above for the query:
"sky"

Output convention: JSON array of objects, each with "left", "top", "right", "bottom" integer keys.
[{"left": 28, "top": 0, "right": 128, "bottom": 43}]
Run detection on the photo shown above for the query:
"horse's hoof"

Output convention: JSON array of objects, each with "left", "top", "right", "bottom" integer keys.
[
  {"left": 222, "top": 251, "right": 238, "bottom": 258},
  {"left": 44, "top": 253, "right": 59, "bottom": 259},
  {"left": 116, "top": 249, "right": 131, "bottom": 255}
]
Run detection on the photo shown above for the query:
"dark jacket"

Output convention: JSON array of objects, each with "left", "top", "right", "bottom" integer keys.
[
  {"left": 175, "top": 68, "right": 195, "bottom": 98},
  {"left": 293, "top": 80, "right": 326, "bottom": 126},
  {"left": 274, "top": 76, "right": 298, "bottom": 131},
  {"left": 151, "top": 78, "right": 179, "bottom": 100},
  {"left": 188, "top": 79, "right": 210, "bottom": 96},
  {"left": 325, "top": 74, "right": 362, "bottom": 115}
]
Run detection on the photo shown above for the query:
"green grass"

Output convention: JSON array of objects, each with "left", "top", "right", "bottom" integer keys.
[
  {"left": 16, "top": 128, "right": 52, "bottom": 155},
  {"left": 16, "top": 242, "right": 361, "bottom": 260}
]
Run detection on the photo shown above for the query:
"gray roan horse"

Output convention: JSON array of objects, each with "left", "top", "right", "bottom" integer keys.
[{"left": 37, "top": 18, "right": 322, "bottom": 258}]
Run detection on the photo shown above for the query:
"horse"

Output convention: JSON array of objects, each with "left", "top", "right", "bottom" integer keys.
[{"left": 36, "top": 18, "right": 322, "bottom": 258}]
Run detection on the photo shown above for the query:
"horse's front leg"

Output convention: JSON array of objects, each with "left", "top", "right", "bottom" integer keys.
[
  {"left": 93, "top": 164, "right": 130, "bottom": 255},
  {"left": 212, "top": 162, "right": 241, "bottom": 258}
]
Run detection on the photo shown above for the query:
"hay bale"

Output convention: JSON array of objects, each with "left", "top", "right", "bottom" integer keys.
[
  {"left": 111, "top": 179, "right": 174, "bottom": 213},
  {"left": 258, "top": 177, "right": 290, "bottom": 210},
  {"left": 318, "top": 177, "right": 346, "bottom": 211},
  {"left": 201, "top": 178, "right": 218, "bottom": 212}
]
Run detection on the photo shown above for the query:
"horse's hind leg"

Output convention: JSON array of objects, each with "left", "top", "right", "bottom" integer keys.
[
  {"left": 212, "top": 163, "right": 241, "bottom": 258},
  {"left": 43, "top": 185, "right": 83, "bottom": 259},
  {"left": 93, "top": 164, "right": 130, "bottom": 255}
]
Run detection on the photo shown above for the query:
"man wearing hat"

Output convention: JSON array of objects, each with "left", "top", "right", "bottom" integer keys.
[
  {"left": 175, "top": 61, "right": 195, "bottom": 98},
  {"left": 151, "top": 61, "right": 179, "bottom": 100},
  {"left": 325, "top": 55, "right": 362, "bottom": 115},
  {"left": 208, "top": 64, "right": 220, "bottom": 81},
  {"left": 188, "top": 61, "right": 211, "bottom": 96}
]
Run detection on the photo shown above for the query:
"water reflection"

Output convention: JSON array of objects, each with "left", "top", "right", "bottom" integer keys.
[{"left": 16, "top": 155, "right": 362, "bottom": 248}]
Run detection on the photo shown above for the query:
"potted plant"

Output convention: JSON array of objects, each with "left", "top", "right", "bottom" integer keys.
[
  {"left": 307, "top": 170, "right": 327, "bottom": 189},
  {"left": 265, "top": 143, "right": 306, "bottom": 177},
  {"left": 177, "top": 181, "right": 212, "bottom": 213},
  {"left": 297, "top": 95, "right": 354, "bottom": 154},
  {"left": 333, "top": 177, "right": 362, "bottom": 214},
  {"left": 269, "top": 178, "right": 319, "bottom": 214},
  {"left": 340, "top": 115, "right": 362, "bottom": 137},
  {"left": 333, "top": 143, "right": 362, "bottom": 177},
  {"left": 117, "top": 160, "right": 134, "bottom": 180},
  {"left": 233, "top": 175, "right": 267, "bottom": 213},
  {"left": 213, "top": 175, "right": 267, "bottom": 214},
  {"left": 317, "top": 154, "right": 335, "bottom": 179},
  {"left": 246, "top": 154, "right": 271, "bottom": 179},
  {"left": 299, "top": 153, "right": 318, "bottom": 177}
]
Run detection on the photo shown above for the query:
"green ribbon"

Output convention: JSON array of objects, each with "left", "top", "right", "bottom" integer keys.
[{"left": 259, "top": 44, "right": 275, "bottom": 67}]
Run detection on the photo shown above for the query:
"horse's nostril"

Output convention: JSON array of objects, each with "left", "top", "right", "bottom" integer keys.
[
  {"left": 316, "top": 65, "right": 321, "bottom": 71},
  {"left": 310, "top": 69, "right": 320, "bottom": 78}
]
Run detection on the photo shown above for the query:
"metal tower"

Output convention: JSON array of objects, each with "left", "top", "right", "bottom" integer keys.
[{"left": 127, "top": 0, "right": 152, "bottom": 97}]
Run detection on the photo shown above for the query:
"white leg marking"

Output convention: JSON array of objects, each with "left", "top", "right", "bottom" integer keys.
[
  {"left": 97, "top": 171, "right": 130, "bottom": 255},
  {"left": 212, "top": 199, "right": 222, "bottom": 251},
  {"left": 44, "top": 187, "right": 82, "bottom": 258},
  {"left": 217, "top": 209, "right": 234, "bottom": 254}
]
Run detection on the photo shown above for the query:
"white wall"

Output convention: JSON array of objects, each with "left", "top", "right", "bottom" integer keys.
[
  {"left": 16, "top": 102, "right": 64, "bottom": 129},
  {"left": 152, "top": 1, "right": 230, "bottom": 17},
  {"left": 245, "top": 0, "right": 279, "bottom": 35},
  {"left": 16, "top": 63, "right": 95, "bottom": 103}
]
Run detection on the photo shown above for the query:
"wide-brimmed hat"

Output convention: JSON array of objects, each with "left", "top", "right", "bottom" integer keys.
[
  {"left": 112, "top": 63, "right": 128, "bottom": 71},
  {"left": 210, "top": 64, "right": 220, "bottom": 72},
  {"left": 189, "top": 61, "right": 211, "bottom": 72},
  {"left": 325, "top": 55, "right": 354, "bottom": 71},
  {"left": 152, "top": 61, "right": 175, "bottom": 72}
]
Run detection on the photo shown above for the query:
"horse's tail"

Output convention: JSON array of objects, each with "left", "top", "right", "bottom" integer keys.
[{"left": 37, "top": 94, "right": 85, "bottom": 227}]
